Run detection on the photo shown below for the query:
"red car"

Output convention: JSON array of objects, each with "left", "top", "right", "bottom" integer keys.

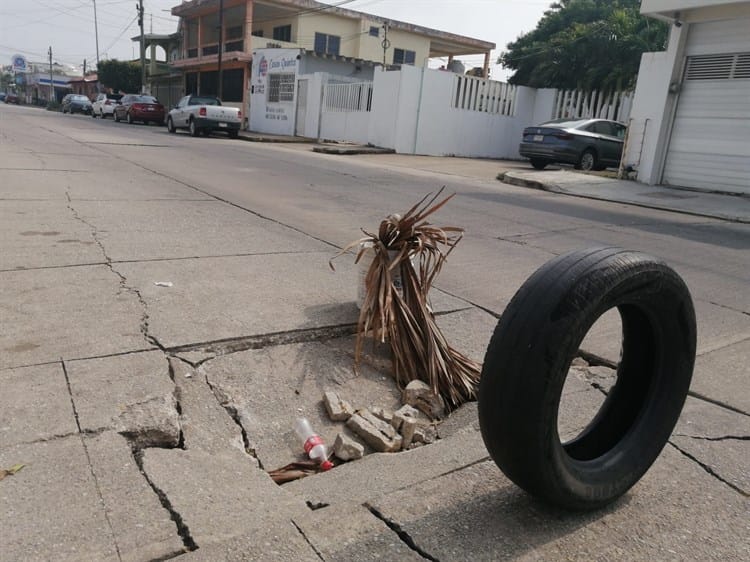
[{"left": 113, "top": 94, "right": 165, "bottom": 124}]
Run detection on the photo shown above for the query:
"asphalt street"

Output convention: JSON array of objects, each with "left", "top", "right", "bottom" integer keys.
[{"left": 1, "top": 104, "right": 748, "bottom": 561}]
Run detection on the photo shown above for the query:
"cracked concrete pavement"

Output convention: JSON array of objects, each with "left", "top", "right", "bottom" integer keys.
[{"left": 1, "top": 105, "right": 748, "bottom": 561}]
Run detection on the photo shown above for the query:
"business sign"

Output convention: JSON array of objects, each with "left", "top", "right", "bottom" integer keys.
[{"left": 11, "top": 54, "right": 28, "bottom": 73}]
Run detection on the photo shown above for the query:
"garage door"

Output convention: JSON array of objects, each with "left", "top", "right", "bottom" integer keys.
[{"left": 662, "top": 24, "right": 750, "bottom": 194}]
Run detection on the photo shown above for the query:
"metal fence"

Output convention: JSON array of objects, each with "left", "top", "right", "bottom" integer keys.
[
  {"left": 323, "top": 82, "right": 374, "bottom": 112},
  {"left": 553, "top": 89, "right": 633, "bottom": 123},
  {"left": 452, "top": 75, "right": 517, "bottom": 116}
]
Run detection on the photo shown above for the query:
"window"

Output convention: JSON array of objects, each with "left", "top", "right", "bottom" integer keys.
[
  {"left": 222, "top": 68, "right": 244, "bottom": 102},
  {"left": 393, "top": 48, "right": 416, "bottom": 65},
  {"left": 252, "top": 29, "right": 264, "bottom": 37},
  {"left": 314, "top": 32, "right": 340, "bottom": 55},
  {"left": 369, "top": 26, "right": 379, "bottom": 37},
  {"left": 273, "top": 25, "right": 292, "bottom": 42},
  {"left": 226, "top": 25, "right": 243, "bottom": 40},
  {"left": 267, "top": 73, "right": 295, "bottom": 102}
]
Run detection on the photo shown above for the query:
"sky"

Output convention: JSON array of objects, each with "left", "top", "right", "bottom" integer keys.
[{"left": 0, "top": 0, "right": 552, "bottom": 81}]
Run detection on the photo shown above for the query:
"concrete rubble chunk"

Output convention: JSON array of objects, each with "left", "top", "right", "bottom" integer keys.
[
  {"left": 401, "top": 418, "right": 418, "bottom": 449},
  {"left": 571, "top": 356, "right": 589, "bottom": 367},
  {"left": 414, "top": 425, "right": 438, "bottom": 445},
  {"left": 403, "top": 380, "right": 445, "bottom": 420},
  {"left": 116, "top": 394, "right": 181, "bottom": 449},
  {"left": 346, "top": 410, "right": 403, "bottom": 452},
  {"left": 333, "top": 432, "right": 365, "bottom": 461},
  {"left": 370, "top": 406, "right": 394, "bottom": 424},
  {"left": 392, "top": 404, "right": 420, "bottom": 432},
  {"left": 323, "top": 390, "right": 355, "bottom": 422}
]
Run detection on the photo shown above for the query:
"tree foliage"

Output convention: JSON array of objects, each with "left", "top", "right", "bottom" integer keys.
[
  {"left": 499, "top": 0, "right": 669, "bottom": 90},
  {"left": 97, "top": 59, "right": 141, "bottom": 93}
]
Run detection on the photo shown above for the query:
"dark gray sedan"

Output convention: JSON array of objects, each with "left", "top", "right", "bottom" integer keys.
[
  {"left": 519, "top": 118, "right": 627, "bottom": 171},
  {"left": 61, "top": 94, "right": 93, "bottom": 115}
]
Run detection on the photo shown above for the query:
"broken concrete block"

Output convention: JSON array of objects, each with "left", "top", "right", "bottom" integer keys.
[
  {"left": 346, "top": 410, "right": 402, "bottom": 453},
  {"left": 400, "top": 418, "right": 417, "bottom": 449},
  {"left": 391, "top": 404, "right": 420, "bottom": 432},
  {"left": 117, "top": 395, "right": 181, "bottom": 449},
  {"left": 323, "top": 391, "right": 355, "bottom": 422},
  {"left": 414, "top": 425, "right": 438, "bottom": 445},
  {"left": 571, "top": 356, "right": 589, "bottom": 367},
  {"left": 370, "top": 407, "right": 394, "bottom": 425},
  {"left": 403, "top": 380, "right": 445, "bottom": 420},
  {"left": 333, "top": 433, "right": 365, "bottom": 461}
]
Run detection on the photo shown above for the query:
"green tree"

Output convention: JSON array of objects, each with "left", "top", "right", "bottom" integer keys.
[
  {"left": 97, "top": 59, "right": 141, "bottom": 93},
  {"left": 499, "top": 0, "right": 669, "bottom": 90}
]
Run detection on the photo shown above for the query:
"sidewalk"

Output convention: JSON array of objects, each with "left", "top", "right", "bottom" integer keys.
[{"left": 501, "top": 169, "right": 750, "bottom": 223}]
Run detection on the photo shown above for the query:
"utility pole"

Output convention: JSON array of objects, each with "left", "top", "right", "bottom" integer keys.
[
  {"left": 217, "top": 0, "right": 224, "bottom": 100},
  {"left": 92, "top": 1, "right": 100, "bottom": 67},
  {"left": 381, "top": 22, "right": 390, "bottom": 69},
  {"left": 83, "top": 59, "right": 87, "bottom": 76},
  {"left": 137, "top": 0, "right": 145, "bottom": 93},
  {"left": 48, "top": 46, "right": 54, "bottom": 102}
]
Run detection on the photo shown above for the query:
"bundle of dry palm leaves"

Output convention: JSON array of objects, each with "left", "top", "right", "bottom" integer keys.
[{"left": 332, "top": 188, "right": 481, "bottom": 411}]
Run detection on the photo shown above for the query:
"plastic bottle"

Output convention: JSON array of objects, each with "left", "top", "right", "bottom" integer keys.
[{"left": 294, "top": 418, "right": 333, "bottom": 471}]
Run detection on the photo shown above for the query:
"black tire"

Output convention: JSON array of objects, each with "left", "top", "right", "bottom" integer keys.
[
  {"left": 228, "top": 129, "right": 239, "bottom": 139},
  {"left": 576, "top": 149, "right": 597, "bottom": 171},
  {"left": 114, "top": 111, "right": 120, "bottom": 122},
  {"left": 91, "top": 110, "right": 97, "bottom": 118},
  {"left": 126, "top": 112, "right": 133, "bottom": 124},
  {"left": 478, "top": 247, "right": 696, "bottom": 510},
  {"left": 530, "top": 159, "right": 548, "bottom": 170},
  {"left": 166, "top": 117, "right": 175, "bottom": 133},
  {"left": 189, "top": 118, "right": 199, "bottom": 137}
]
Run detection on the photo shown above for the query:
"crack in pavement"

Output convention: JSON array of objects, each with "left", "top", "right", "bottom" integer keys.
[
  {"left": 132, "top": 448, "right": 197, "bottom": 554},
  {"left": 673, "top": 433, "right": 750, "bottom": 442},
  {"left": 0, "top": 347, "right": 159, "bottom": 374},
  {"left": 365, "top": 504, "right": 440, "bottom": 561},
  {"left": 62, "top": 359, "right": 124, "bottom": 562},
  {"left": 667, "top": 441, "right": 749, "bottom": 497},
  {"left": 291, "top": 519, "right": 326, "bottom": 561},
  {"left": 65, "top": 190, "right": 165, "bottom": 352}
]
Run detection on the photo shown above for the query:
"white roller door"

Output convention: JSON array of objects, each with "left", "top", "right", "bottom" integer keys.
[{"left": 662, "top": 21, "right": 750, "bottom": 195}]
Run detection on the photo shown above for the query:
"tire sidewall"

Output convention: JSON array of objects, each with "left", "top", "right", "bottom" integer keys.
[{"left": 479, "top": 248, "right": 696, "bottom": 509}]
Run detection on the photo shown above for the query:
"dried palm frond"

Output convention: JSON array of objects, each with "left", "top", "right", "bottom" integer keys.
[{"left": 331, "top": 187, "right": 481, "bottom": 411}]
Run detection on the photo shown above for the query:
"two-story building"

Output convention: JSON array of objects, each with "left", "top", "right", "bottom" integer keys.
[
  {"left": 624, "top": 0, "right": 750, "bottom": 195},
  {"left": 170, "top": 0, "right": 495, "bottom": 121}
]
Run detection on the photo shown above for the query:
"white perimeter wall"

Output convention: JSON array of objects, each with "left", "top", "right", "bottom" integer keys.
[{"left": 302, "top": 66, "right": 567, "bottom": 160}]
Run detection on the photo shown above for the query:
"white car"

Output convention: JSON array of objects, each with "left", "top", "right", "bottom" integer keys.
[
  {"left": 166, "top": 95, "right": 241, "bottom": 138},
  {"left": 91, "top": 93, "right": 123, "bottom": 119}
]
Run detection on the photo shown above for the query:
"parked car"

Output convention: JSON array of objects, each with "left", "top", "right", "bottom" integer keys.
[
  {"left": 519, "top": 118, "right": 627, "bottom": 171},
  {"left": 0, "top": 92, "right": 6, "bottom": 102},
  {"left": 4, "top": 92, "right": 20, "bottom": 104},
  {"left": 113, "top": 94, "right": 165, "bottom": 124},
  {"left": 61, "top": 94, "right": 93, "bottom": 114},
  {"left": 166, "top": 95, "right": 241, "bottom": 138},
  {"left": 91, "top": 92, "right": 123, "bottom": 118}
]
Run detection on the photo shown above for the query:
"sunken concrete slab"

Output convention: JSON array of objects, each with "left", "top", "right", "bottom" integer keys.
[
  {"left": 0, "top": 200, "right": 103, "bottom": 270},
  {"left": 85, "top": 431, "right": 186, "bottom": 561},
  {"left": 202, "top": 340, "right": 402, "bottom": 471},
  {"left": 116, "top": 253, "right": 468, "bottom": 349},
  {"left": 672, "top": 397, "right": 750, "bottom": 495},
  {"left": 141, "top": 447, "right": 310, "bottom": 548},
  {"left": 169, "top": 358, "right": 246, "bottom": 456},
  {"left": 286, "top": 426, "right": 489, "bottom": 507},
  {"left": 0, "top": 265, "right": 148, "bottom": 370},
  {"left": 693, "top": 338, "right": 750, "bottom": 414},
  {"left": 292, "top": 504, "right": 424, "bottom": 561},
  {"left": 65, "top": 351, "right": 174, "bottom": 434},
  {"left": 0, "top": 363, "right": 78, "bottom": 449},
  {"left": 70, "top": 200, "right": 332, "bottom": 262},
  {"left": 0, "top": 436, "right": 118, "bottom": 561},
  {"left": 366, "top": 447, "right": 750, "bottom": 561}
]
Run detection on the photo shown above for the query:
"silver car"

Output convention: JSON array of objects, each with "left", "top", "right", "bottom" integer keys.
[{"left": 519, "top": 118, "right": 627, "bottom": 171}]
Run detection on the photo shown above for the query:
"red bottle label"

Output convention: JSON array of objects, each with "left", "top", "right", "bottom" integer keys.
[{"left": 303, "top": 435, "right": 323, "bottom": 454}]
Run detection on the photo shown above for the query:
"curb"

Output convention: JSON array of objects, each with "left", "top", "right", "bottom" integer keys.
[
  {"left": 499, "top": 172, "right": 749, "bottom": 224},
  {"left": 237, "top": 134, "right": 314, "bottom": 144},
  {"left": 312, "top": 146, "right": 395, "bottom": 155}
]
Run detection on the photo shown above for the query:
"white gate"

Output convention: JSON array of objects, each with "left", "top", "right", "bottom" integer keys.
[{"left": 553, "top": 89, "right": 633, "bottom": 123}]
